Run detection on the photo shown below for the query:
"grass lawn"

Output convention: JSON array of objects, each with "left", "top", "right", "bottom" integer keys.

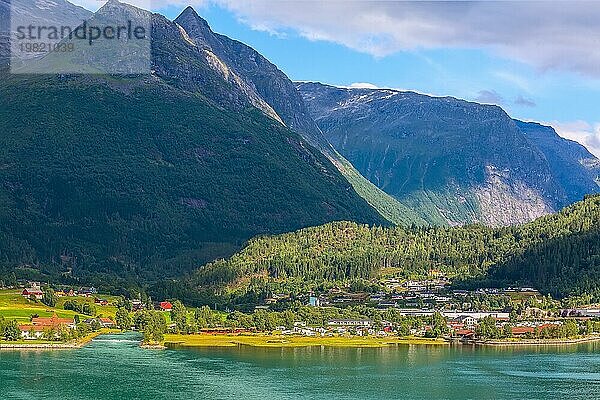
[
  {"left": 163, "top": 333, "right": 448, "bottom": 348},
  {"left": 0, "top": 289, "right": 119, "bottom": 322}
]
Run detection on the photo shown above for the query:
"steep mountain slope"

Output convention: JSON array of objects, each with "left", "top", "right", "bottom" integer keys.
[
  {"left": 0, "top": 2, "right": 387, "bottom": 282},
  {"left": 174, "top": 7, "right": 323, "bottom": 148},
  {"left": 516, "top": 121, "right": 600, "bottom": 196},
  {"left": 193, "top": 194, "right": 600, "bottom": 300},
  {"left": 170, "top": 7, "right": 424, "bottom": 226},
  {"left": 297, "top": 82, "right": 600, "bottom": 226}
]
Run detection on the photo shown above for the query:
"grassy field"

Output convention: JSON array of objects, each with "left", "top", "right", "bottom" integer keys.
[
  {"left": 163, "top": 334, "right": 448, "bottom": 348},
  {"left": 0, "top": 289, "right": 119, "bottom": 322}
]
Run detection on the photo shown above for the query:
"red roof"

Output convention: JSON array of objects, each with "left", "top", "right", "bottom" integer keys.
[
  {"left": 31, "top": 314, "right": 74, "bottom": 327},
  {"left": 19, "top": 325, "right": 46, "bottom": 332},
  {"left": 159, "top": 301, "right": 172, "bottom": 310},
  {"left": 512, "top": 326, "right": 535, "bottom": 335},
  {"left": 538, "top": 324, "right": 557, "bottom": 331},
  {"left": 22, "top": 289, "right": 43, "bottom": 295},
  {"left": 99, "top": 318, "right": 114, "bottom": 323},
  {"left": 454, "top": 329, "right": 475, "bottom": 336}
]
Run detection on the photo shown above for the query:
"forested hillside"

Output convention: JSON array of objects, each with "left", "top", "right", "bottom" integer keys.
[
  {"left": 194, "top": 195, "right": 600, "bottom": 298},
  {"left": 0, "top": 75, "right": 385, "bottom": 282}
]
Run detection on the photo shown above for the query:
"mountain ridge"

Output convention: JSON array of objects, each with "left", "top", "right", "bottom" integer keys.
[
  {"left": 296, "top": 81, "right": 600, "bottom": 226},
  {"left": 0, "top": 2, "right": 388, "bottom": 284}
]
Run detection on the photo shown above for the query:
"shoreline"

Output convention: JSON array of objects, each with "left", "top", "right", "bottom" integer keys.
[
  {"left": 163, "top": 334, "right": 449, "bottom": 349},
  {"left": 472, "top": 335, "right": 600, "bottom": 347},
  {"left": 0, "top": 329, "right": 119, "bottom": 351}
]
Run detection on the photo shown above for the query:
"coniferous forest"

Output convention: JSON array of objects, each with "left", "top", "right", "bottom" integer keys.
[{"left": 190, "top": 194, "right": 600, "bottom": 302}]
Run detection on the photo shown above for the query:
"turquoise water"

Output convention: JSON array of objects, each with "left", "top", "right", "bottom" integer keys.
[{"left": 1, "top": 334, "right": 599, "bottom": 400}]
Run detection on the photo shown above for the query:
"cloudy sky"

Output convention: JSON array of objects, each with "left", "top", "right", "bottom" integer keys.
[{"left": 71, "top": 0, "right": 600, "bottom": 157}]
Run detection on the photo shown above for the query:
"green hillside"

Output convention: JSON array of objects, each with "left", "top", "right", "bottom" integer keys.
[
  {"left": 0, "top": 74, "right": 386, "bottom": 283},
  {"left": 192, "top": 194, "right": 600, "bottom": 299}
]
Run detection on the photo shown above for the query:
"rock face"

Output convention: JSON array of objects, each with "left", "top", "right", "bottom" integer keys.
[
  {"left": 297, "top": 82, "right": 600, "bottom": 226},
  {"left": 163, "top": 6, "right": 423, "bottom": 225},
  {"left": 3, "top": 0, "right": 91, "bottom": 31},
  {"left": 174, "top": 7, "right": 324, "bottom": 149},
  {"left": 516, "top": 121, "right": 600, "bottom": 199},
  {"left": 0, "top": 0, "right": 92, "bottom": 65}
]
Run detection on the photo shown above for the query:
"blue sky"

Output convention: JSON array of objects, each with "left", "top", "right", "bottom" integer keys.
[{"left": 72, "top": 1, "right": 600, "bottom": 157}]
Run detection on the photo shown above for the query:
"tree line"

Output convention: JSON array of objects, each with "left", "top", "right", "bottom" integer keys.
[{"left": 189, "top": 195, "right": 600, "bottom": 302}]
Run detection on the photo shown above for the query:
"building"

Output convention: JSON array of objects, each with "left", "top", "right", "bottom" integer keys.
[
  {"left": 94, "top": 298, "right": 109, "bottom": 306},
  {"left": 31, "top": 314, "right": 76, "bottom": 329},
  {"left": 456, "top": 315, "right": 478, "bottom": 329},
  {"left": 453, "top": 329, "right": 475, "bottom": 340},
  {"left": 308, "top": 296, "right": 321, "bottom": 307},
  {"left": 22, "top": 288, "right": 44, "bottom": 300},
  {"left": 19, "top": 313, "right": 75, "bottom": 340},
  {"left": 18, "top": 325, "right": 46, "bottom": 340},
  {"left": 511, "top": 326, "right": 535, "bottom": 337},
  {"left": 327, "top": 319, "right": 372, "bottom": 328},
  {"left": 99, "top": 318, "right": 116, "bottom": 328},
  {"left": 159, "top": 301, "right": 173, "bottom": 311},
  {"left": 78, "top": 287, "right": 98, "bottom": 297}
]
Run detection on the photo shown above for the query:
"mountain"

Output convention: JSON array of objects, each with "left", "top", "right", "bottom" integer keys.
[
  {"left": 297, "top": 82, "right": 600, "bottom": 226},
  {"left": 0, "top": 0, "right": 92, "bottom": 67},
  {"left": 170, "top": 7, "right": 424, "bottom": 226},
  {"left": 0, "top": 2, "right": 387, "bottom": 284},
  {"left": 192, "top": 194, "right": 600, "bottom": 302},
  {"left": 0, "top": 0, "right": 9, "bottom": 65},
  {"left": 516, "top": 121, "right": 600, "bottom": 197}
]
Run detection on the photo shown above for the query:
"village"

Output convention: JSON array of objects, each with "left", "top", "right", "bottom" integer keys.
[
  {"left": 253, "top": 274, "right": 600, "bottom": 342},
  {"left": 2, "top": 277, "right": 600, "bottom": 345}
]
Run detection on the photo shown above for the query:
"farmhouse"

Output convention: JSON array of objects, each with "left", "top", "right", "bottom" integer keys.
[
  {"left": 18, "top": 325, "right": 46, "bottom": 340},
  {"left": 18, "top": 314, "right": 76, "bottom": 340},
  {"left": 31, "top": 314, "right": 76, "bottom": 329},
  {"left": 22, "top": 288, "right": 44, "bottom": 300},
  {"left": 99, "top": 318, "right": 116, "bottom": 328}
]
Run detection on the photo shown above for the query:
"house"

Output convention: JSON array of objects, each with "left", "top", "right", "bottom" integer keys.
[
  {"left": 22, "top": 288, "right": 44, "bottom": 300},
  {"left": 18, "top": 325, "right": 46, "bottom": 340},
  {"left": 453, "top": 329, "right": 475, "bottom": 339},
  {"left": 159, "top": 301, "right": 173, "bottom": 311},
  {"left": 131, "top": 300, "right": 144, "bottom": 311},
  {"left": 94, "top": 298, "right": 109, "bottom": 306},
  {"left": 79, "top": 287, "right": 98, "bottom": 297},
  {"left": 31, "top": 314, "right": 76, "bottom": 329},
  {"left": 457, "top": 315, "right": 478, "bottom": 329},
  {"left": 20, "top": 313, "right": 76, "bottom": 339},
  {"left": 99, "top": 318, "right": 116, "bottom": 328},
  {"left": 327, "top": 319, "right": 372, "bottom": 328},
  {"left": 512, "top": 326, "right": 535, "bottom": 337}
]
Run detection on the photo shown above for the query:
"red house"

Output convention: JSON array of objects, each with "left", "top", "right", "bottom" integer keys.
[
  {"left": 159, "top": 301, "right": 173, "bottom": 311},
  {"left": 22, "top": 288, "right": 44, "bottom": 300}
]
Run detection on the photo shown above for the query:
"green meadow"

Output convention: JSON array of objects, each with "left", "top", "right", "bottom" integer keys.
[{"left": 0, "top": 290, "right": 118, "bottom": 322}]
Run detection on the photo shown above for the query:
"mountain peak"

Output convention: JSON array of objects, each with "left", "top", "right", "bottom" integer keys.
[
  {"left": 176, "top": 6, "right": 211, "bottom": 29},
  {"left": 97, "top": 0, "right": 150, "bottom": 17},
  {"left": 179, "top": 6, "right": 199, "bottom": 18}
]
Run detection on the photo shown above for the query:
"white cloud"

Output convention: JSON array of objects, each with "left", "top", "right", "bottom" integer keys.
[
  {"left": 211, "top": 0, "right": 600, "bottom": 78},
  {"left": 348, "top": 82, "right": 381, "bottom": 89},
  {"left": 552, "top": 120, "right": 600, "bottom": 158}
]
